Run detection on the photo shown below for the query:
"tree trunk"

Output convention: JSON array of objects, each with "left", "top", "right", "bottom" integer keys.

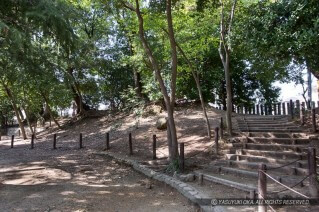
[
  {"left": 133, "top": 67, "right": 143, "bottom": 98},
  {"left": 23, "top": 106, "right": 34, "bottom": 136},
  {"left": 1, "top": 83, "right": 27, "bottom": 139},
  {"left": 224, "top": 54, "right": 233, "bottom": 135},
  {"left": 127, "top": 32, "right": 144, "bottom": 99},
  {"left": 218, "top": 0, "right": 237, "bottom": 135},
  {"left": 166, "top": 0, "right": 178, "bottom": 109},
  {"left": 40, "top": 92, "right": 61, "bottom": 129},
  {"left": 123, "top": 0, "right": 179, "bottom": 161},
  {"left": 18, "top": 108, "right": 25, "bottom": 121},
  {"left": 170, "top": 35, "right": 212, "bottom": 139},
  {"left": 67, "top": 68, "right": 89, "bottom": 114}
]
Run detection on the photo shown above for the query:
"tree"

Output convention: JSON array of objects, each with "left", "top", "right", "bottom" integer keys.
[
  {"left": 218, "top": 0, "right": 237, "bottom": 135},
  {"left": 238, "top": 0, "right": 319, "bottom": 79},
  {"left": 122, "top": 0, "right": 179, "bottom": 161}
]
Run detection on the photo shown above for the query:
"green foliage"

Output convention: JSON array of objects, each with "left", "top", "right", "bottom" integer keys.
[
  {"left": 1, "top": 0, "right": 316, "bottom": 124},
  {"left": 165, "top": 159, "right": 180, "bottom": 174},
  {"left": 121, "top": 86, "right": 145, "bottom": 112}
]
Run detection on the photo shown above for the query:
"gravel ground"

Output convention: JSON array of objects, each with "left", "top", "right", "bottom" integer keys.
[
  {"left": 0, "top": 106, "right": 224, "bottom": 212},
  {"left": 0, "top": 136, "right": 195, "bottom": 212}
]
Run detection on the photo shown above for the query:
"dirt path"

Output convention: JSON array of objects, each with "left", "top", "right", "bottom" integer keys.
[{"left": 0, "top": 137, "right": 194, "bottom": 212}]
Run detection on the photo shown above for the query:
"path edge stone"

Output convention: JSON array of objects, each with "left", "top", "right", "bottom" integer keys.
[{"left": 94, "top": 151, "right": 227, "bottom": 212}]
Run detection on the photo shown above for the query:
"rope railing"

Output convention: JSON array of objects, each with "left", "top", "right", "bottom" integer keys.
[
  {"left": 260, "top": 170, "right": 310, "bottom": 199},
  {"left": 266, "top": 158, "right": 302, "bottom": 171},
  {"left": 257, "top": 147, "right": 318, "bottom": 212},
  {"left": 268, "top": 174, "right": 311, "bottom": 195},
  {"left": 258, "top": 192, "right": 276, "bottom": 212}
]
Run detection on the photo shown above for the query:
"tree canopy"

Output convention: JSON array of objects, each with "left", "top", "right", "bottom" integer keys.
[{"left": 1, "top": 0, "right": 318, "bottom": 140}]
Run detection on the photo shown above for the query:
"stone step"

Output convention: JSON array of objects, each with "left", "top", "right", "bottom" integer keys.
[
  {"left": 194, "top": 169, "right": 309, "bottom": 199},
  {"left": 194, "top": 170, "right": 257, "bottom": 193},
  {"left": 246, "top": 132, "right": 308, "bottom": 138},
  {"left": 237, "top": 121, "right": 291, "bottom": 125},
  {"left": 241, "top": 149, "right": 306, "bottom": 160},
  {"left": 238, "top": 115, "right": 289, "bottom": 120},
  {"left": 231, "top": 143, "right": 306, "bottom": 152},
  {"left": 238, "top": 127, "right": 302, "bottom": 131},
  {"left": 228, "top": 149, "right": 306, "bottom": 160},
  {"left": 214, "top": 160, "right": 309, "bottom": 176},
  {"left": 238, "top": 128, "right": 304, "bottom": 132},
  {"left": 208, "top": 165, "right": 307, "bottom": 185},
  {"left": 237, "top": 123, "right": 297, "bottom": 128},
  {"left": 247, "top": 137, "right": 310, "bottom": 145},
  {"left": 237, "top": 119, "right": 290, "bottom": 123},
  {"left": 226, "top": 153, "right": 297, "bottom": 164}
]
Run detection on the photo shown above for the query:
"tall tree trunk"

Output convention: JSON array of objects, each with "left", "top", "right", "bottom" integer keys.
[
  {"left": 18, "top": 108, "right": 25, "bottom": 121},
  {"left": 123, "top": 0, "right": 179, "bottom": 161},
  {"left": 169, "top": 35, "right": 212, "bottom": 139},
  {"left": 1, "top": 82, "right": 27, "bottom": 139},
  {"left": 224, "top": 54, "right": 233, "bottom": 134},
  {"left": 22, "top": 106, "right": 34, "bottom": 136},
  {"left": 126, "top": 32, "right": 144, "bottom": 99},
  {"left": 40, "top": 92, "right": 61, "bottom": 129},
  {"left": 133, "top": 70, "right": 143, "bottom": 98},
  {"left": 166, "top": 0, "right": 178, "bottom": 109},
  {"left": 218, "top": 0, "right": 237, "bottom": 135},
  {"left": 67, "top": 68, "right": 88, "bottom": 114}
]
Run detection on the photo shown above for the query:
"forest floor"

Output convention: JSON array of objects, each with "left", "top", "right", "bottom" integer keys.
[{"left": 0, "top": 103, "right": 224, "bottom": 211}]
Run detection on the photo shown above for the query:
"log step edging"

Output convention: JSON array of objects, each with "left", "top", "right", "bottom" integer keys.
[
  {"left": 214, "top": 159, "right": 309, "bottom": 176},
  {"left": 194, "top": 171, "right": 257, "bottom": 193},
  {"left": 209, "top": 165, "right": 308, "bottom": 185}
]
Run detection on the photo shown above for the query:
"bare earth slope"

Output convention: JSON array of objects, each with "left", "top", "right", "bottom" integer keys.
[{"left": 0, "top": 105, "right": 223, "bottom": 211}]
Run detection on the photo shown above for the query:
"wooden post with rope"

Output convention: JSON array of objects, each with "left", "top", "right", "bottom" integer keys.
[
  {"left": 215, "top": 127, "right": 219, "bottom": 154},
  {"left": 308, "top": 147, "right": 318, "bottom": 198},
  {"left": 258, "top": 163, "right": 267, "bottom": 212}
]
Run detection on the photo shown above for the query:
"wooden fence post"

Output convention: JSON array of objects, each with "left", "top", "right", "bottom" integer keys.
[
  {"left": 179, "top": 142, "right": 184, "bottom": 173},
  {"left": 308, "top": 147, "right": 318, "bottom": 198},
  {"left": 253, "top": 105, "right": 256, "bottom": 115},
  {"left": 31, "top": 134, "right": 34, "bottom": 149},
  {"left": 277, "top": 103, "right": 281, "bottom": 115},
  {"left": 152, "top": 134, "right": 156, "bottom": 160},
  {"left": 312, "top": 109, "right": 317, "bottom": 132},
  {"left": 300, "top": 104, "right": 305, "bottom": 125},
  {"left": 256, "top": 104, "right": 260, "bottom": 115},
  {"left": 219, "top": 117, "right": 223, "bottom": 139},
  {"left": 261, "top": 105, "right": 264, "bottom": 115},
  {"left": 258, "top": 163, "right": 267, "bottom": 212},
  {"left": 307, "top": 100, "right": 311, "bottom": 110},
  {"left": 269, "top": 104, "right": 272, "bottom": 115},
  {"left": 106, "top": 132, "right": 110, "bottom": 150},
  {"left": 274, "top": 104, "right": 277, "bottom": 115},
  {"left": 215, "top": 127, "right": 219, "bottom": 154},
  {"left": 129, "top": 133, "right": 133, "bottom": 155},
  {"left": 53, "top": 134, "right": 57, "bottom": 149},
  {"left": 290, "top": 99, "right": 294, "bottom": 119},
  {"left": 11, "top": 135, "right": 14, "bottom": 148},
  {"left": 79, "top": 133, "right": 83, "bottom": 149},
  {"left": 296, "top": 100, "right": 300, "bottom": 116}
]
